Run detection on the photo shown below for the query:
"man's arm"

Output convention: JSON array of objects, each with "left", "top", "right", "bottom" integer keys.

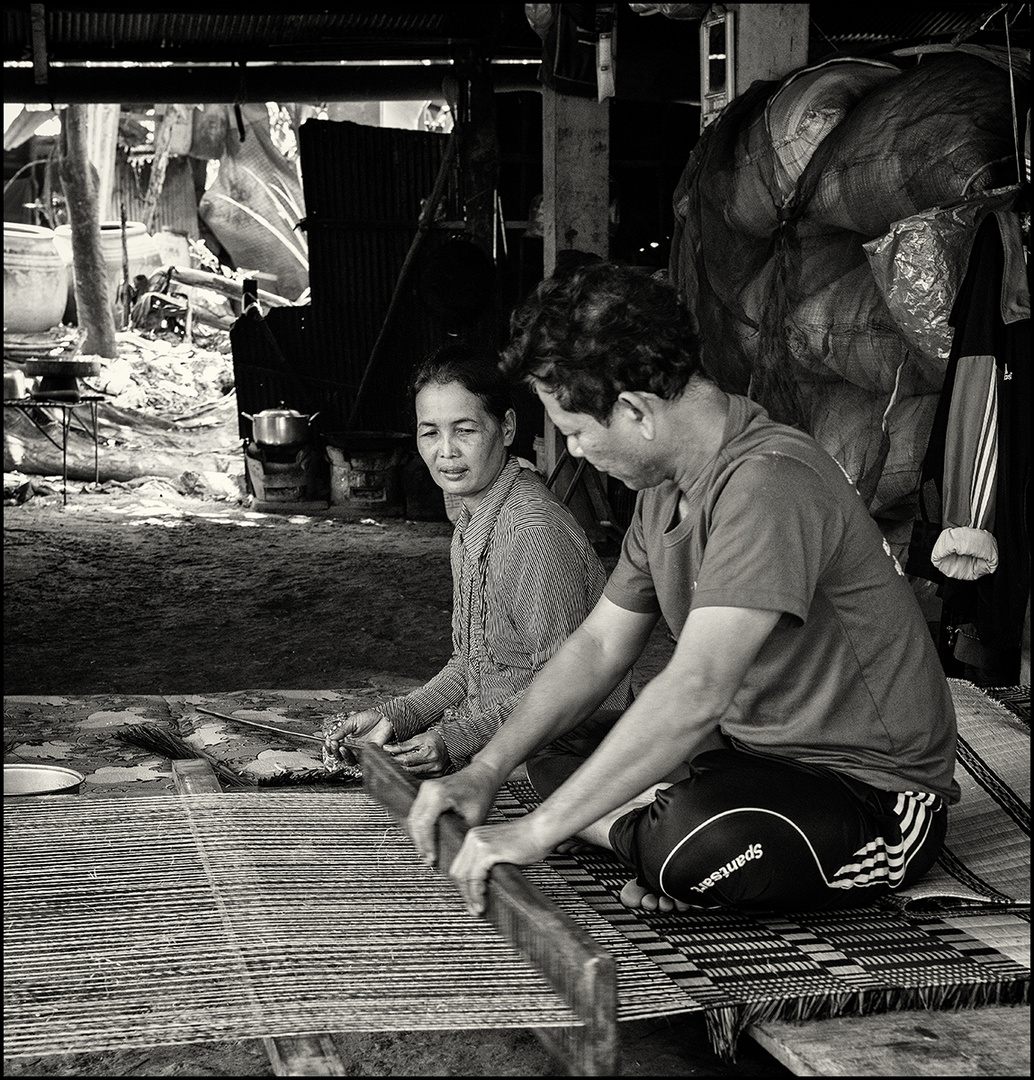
[
  {"left": 407, "top": 595, "right": 658, "bottom": 858},
  {"left": 447, "top": 604, "right": 780, "bottom": 914}
]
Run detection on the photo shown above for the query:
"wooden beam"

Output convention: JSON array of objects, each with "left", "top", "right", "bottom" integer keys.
[
  {"left": 361, "top": 744, "right": 620, "bottom": 1077},
  {"left": 747, "top": 1006, "right": 1031, "bottom": 1077},
  {"left": 166, "top": 266, "right": 293, "bottom": 309},
  {"left": 6, "top": 64, "right": 542, "bottom": 106}
]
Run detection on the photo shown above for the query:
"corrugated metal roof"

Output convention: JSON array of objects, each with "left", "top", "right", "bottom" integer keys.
[
  {"left": 3, "top": 5, "right": 538, "bottom": 64},
  {"left": 809, "top": 3, "right": 1028, "bottom": 54},
  {"left": 7, "top": 3, "right": 1027, "bottom": 68},
  {"left": 4, "top": 3, "right": 1027, "bottom": 104}
]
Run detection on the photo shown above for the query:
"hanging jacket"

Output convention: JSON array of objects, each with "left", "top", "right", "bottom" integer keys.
[{"left": 921, "top": 202, "right": 1030, "bottom": 655}]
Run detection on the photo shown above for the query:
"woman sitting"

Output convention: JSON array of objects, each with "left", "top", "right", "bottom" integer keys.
[{"left": 325, "top": 343, "right": 631, "bottom": 776}]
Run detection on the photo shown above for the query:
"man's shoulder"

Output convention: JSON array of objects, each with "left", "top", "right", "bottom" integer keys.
[
  {"left": 727, "top": 402, "right": 825, "bottom": 458},
  {"left": 723, "top": 412, "right": 851, "bottom": 492}
]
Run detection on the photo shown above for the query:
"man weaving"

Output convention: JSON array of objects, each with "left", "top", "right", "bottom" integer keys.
[{"left": 408, "top": 261, "right": 959, "bottom": 916}]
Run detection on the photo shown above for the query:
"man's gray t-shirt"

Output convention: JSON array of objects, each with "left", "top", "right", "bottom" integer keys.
[{"left": 605, "top": 395, "right": 959, "bottom": 803}]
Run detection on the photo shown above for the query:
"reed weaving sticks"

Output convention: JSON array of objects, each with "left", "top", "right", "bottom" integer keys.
[
  {"left": 3, "top": 789, "right": 596, "bottom": 1065},
  {"left": 360, "top": 745, "right": 619, "bottom": 1076}
]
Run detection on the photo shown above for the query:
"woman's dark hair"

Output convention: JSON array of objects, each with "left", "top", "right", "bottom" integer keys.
[
  {"left": 501, "top": 261, "right": 703, "bottom": 423},
  {"left": 409, "top": 342, "right": 513, "bottom": 424}
]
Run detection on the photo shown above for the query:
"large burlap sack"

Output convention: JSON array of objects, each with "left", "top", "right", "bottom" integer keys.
[
  {"left": 765, "top": 57, "right": 899, "bottom": 207},
  {"left": 797, "top": 53, "right": 1020, "bottom": 239}
]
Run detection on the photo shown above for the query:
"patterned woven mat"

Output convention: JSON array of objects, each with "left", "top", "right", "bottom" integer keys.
[
  {"left": 892, "top": 680, "right": 1029, "bottom": 909},
  {"left": 4, "top": 682, "right": 1028, "bottom": 1061},
  {"left": 497, "top": 680, "right": 1031, "bottom": 1058}
]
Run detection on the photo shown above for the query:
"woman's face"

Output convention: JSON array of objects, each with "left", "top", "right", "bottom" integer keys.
[{"left": 415, "top": 380, "right": 516, "bottom": 512}]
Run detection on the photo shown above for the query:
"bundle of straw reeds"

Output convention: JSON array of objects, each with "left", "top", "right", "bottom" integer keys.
[{"left": 113, "top": 724, "right": 252, "bottom": 789}]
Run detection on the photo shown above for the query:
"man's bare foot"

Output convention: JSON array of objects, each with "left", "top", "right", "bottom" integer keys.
[
  {"left": 619, "top": 878, "right": 693, "bottom": 913},
  {"left": 554, "top": 837, "right": 602, "bottom": 856}
]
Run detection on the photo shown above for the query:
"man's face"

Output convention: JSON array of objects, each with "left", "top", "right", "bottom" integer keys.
[{"left": 533, "top": 381, "right": 659, "bottom": 491}]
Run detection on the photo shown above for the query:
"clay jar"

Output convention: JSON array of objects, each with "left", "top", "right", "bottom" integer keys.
[
  {"left": 53, "top": 220, "right": 162, "bottom": 321},
  {"left": 3, "top": 223, "right": 70, "bottom": 333}
]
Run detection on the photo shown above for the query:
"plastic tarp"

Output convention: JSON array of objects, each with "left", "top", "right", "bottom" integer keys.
[{"left": 198, "top": 104, "right": 309, "bottom": 302}]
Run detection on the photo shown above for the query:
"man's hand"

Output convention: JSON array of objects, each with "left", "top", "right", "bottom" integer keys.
[
  {"left": 407, "top": 760, "right": 501, "bottom": 867},
  {"left": 449, "top": 819, "right": 554, "bottom": 916},
  {"left": 385, "top": 730, "right": 449, "bottom": 777},
  {"left": 324, "top": 709, "right": 393, "bottom": 764}
]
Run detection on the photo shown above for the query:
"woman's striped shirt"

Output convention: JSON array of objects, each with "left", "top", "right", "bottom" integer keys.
[{"left": 381, "top": 458, "right": 632, "bottom": 769}]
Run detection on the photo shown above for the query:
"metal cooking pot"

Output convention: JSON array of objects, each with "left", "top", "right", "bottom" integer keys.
[{"left": 242, "top": 404, "right": 319, "bottom": 446}]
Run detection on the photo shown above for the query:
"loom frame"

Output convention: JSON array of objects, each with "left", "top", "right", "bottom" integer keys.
[
  {"left": 170, "top": 753, "right": 620, "bottom": 1076},
  {"left": 360, "top": 745, "right": 620, "bottom": 1077}
]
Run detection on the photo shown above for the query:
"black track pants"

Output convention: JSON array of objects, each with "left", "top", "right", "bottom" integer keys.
[{"left": 529, "top": 740, "right": 946, "bottom": 911}]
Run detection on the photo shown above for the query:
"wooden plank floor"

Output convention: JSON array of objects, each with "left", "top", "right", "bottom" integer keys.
[{"left": 748, "top": 1005, "right": 1031, "bottom": 1076}]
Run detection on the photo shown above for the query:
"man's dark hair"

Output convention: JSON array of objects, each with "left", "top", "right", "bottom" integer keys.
[
  {"left": 501, "top": 262, "right": 703, "bottom": 423},
  {"left": 410, "top": 342, "right": 513, "bottom": 424}
]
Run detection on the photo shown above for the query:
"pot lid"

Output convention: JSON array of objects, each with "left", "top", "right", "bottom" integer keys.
[{"left": 251, "top": 403, "right": 310, "bottom": 418}]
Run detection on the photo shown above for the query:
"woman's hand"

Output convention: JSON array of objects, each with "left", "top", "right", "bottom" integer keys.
[
  {"left": 324, "top": 709, "right": 394, "bottom": 764},
  {"left": 385, "top": 730, "right": 449, "bottom": 777}
]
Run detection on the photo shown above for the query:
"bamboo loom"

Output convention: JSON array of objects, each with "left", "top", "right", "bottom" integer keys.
[{"left": 2, "top": 750, "right": 620, "bottom": 1076}]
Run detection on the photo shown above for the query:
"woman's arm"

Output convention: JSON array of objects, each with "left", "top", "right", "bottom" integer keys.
[{"left": 408, "top": 595, "right": 659, "bottom": 855}]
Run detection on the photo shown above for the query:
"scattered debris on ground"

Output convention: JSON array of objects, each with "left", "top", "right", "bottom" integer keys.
[{"left": 4, "top": 321, "right": 246, "bottom": 492}]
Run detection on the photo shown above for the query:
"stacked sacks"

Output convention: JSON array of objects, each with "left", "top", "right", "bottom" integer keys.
[
  {"left": 795, "top": 53, "right": 1018, "bottom": 238},
  {"left": 671, "top": 49, "right": 1025, "bottom": 550},
  {"left": 673, "top": 57, "right": 898, "bottom": 392}
]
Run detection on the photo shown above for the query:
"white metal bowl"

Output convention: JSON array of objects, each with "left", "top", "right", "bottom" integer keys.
[{"left": 4, "top": 763, "right": 85, "bottom": 797}]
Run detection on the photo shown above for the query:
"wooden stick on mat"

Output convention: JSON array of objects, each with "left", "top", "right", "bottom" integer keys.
[{"left": 360, "top": 744, "right": 619, "bottom": 1077}]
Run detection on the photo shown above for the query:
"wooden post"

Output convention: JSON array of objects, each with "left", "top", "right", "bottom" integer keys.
[
  {"left": 60, "top": 103, "right": 117, "bottom": 358},
  {"left": 539, "top": 88, "right": 612, "bottom": 533},
  {"left": 730, "top": 3, "right": 810, "bottom": 86},
  {"left": 541, "top": 89, "right": 610, "bottom": 287}
]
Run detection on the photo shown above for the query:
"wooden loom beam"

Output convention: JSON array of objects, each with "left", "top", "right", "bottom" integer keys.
[
  {"left": 171, "top": 754, "right": 619, "bottom": 1076},
  {"left": 360, "top": 745, "right": 619, "bottom": 1077}
]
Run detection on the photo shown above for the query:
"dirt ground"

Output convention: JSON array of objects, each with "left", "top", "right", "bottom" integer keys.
[{"left": 3, "top": 469, "right": 788, "bottom": 1078}]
